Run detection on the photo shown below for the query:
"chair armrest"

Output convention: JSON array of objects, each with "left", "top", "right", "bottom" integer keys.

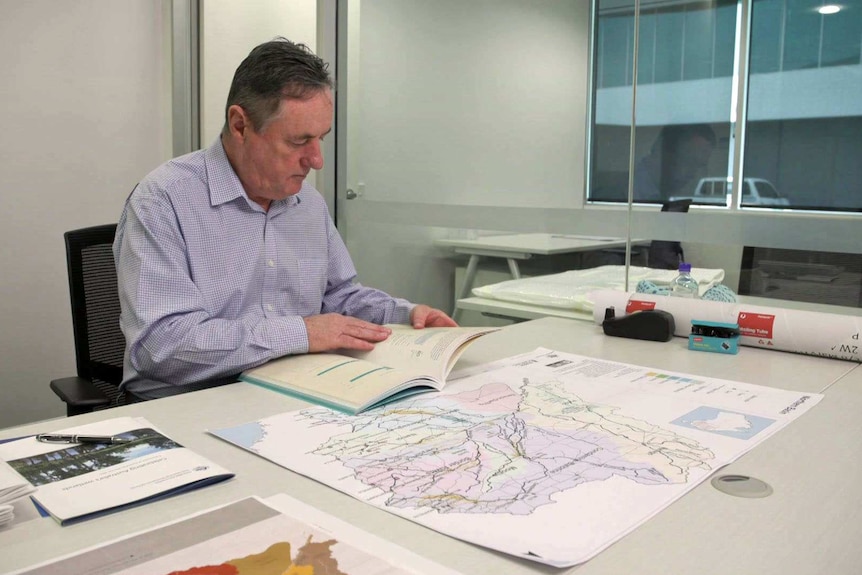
[{"left": 50, "top": 376, "right": 111, "bottom": 415}]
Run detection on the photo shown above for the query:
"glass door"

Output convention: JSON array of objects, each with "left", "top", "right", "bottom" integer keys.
[{"left": 336, "top": 0, "right": 623, "bottom": 324}]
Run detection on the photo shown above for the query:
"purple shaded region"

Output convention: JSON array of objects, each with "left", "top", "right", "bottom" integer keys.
[
  {"left": 311, "top": 381, "right": 708, "bottom": 516},
  {"left": 339, "top": 413, "right": 665, "bottom": 515}
]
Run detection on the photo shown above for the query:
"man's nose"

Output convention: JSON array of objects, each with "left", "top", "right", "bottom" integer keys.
[{"left": 302, "top": 140, "right": 324, "bottom": 170}]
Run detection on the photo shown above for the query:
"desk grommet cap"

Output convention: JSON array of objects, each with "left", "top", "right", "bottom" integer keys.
[{"left": 710, "top": 474, "right": 773, "bottom": 498}]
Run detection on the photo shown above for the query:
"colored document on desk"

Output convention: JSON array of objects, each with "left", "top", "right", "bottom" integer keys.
[
  {"left": 7, "top": 494, "right": 460, "bottom": 575},
  {"left": 242, "top": 324, "right": 497, "bottom": 414},
  {"left": 0, "top": 416, "right": 233, "bottom": 525},
  {"left": 210, "top": 348, "right": 822, "bottom": 568}
]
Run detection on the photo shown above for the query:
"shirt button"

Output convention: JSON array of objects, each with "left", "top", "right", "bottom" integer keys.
[
  {"left": 266, "top": 304, "right": 274, "bottom": 312},
  {"left": 267, "top": 259, "right": 275, "bottom": 267}
]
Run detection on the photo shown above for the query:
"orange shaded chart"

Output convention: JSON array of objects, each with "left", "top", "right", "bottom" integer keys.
[
  {"left": 11, "top": 496, "right": 457, "bottom": 575},
  {"left": 168, "top": 539, "right": 344, "bottom": 575}
]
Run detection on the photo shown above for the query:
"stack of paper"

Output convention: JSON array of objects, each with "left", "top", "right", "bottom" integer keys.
[
  {"left": 0, "top": 458, "right": 36, "bottom": 527},
  {"left": 0, "top": 417, "right": 234, "bottom": 525}
]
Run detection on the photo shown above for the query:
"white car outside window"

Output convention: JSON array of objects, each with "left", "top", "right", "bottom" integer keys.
[{"left": 671, "top": 178, "right": 789, "bottom": 206}]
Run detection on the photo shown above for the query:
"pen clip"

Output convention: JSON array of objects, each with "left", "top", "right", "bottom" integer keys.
[{"left": 35, "top": 434, "right": 73, "bottom": 444}]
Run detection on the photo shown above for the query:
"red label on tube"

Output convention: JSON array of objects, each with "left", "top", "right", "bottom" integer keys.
[
  {"left": 626, "top": 299, "right": 657, "bottom": 313},
  {"left": 737, "top": 312, "right": 775, "bottom": 339}
]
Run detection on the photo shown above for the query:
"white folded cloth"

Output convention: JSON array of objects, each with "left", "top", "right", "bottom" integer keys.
[{"left": 472, "top": 265, "right": 726, "bottom": 311}]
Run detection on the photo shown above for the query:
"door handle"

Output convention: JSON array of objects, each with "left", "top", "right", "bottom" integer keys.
[{"left": 346, "top": 188, "right": 357, "bottom": 200}]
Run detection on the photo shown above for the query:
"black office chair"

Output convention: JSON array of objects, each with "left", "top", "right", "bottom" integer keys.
[
  {"left": 647, "top": 199, "right": 692, "bottom": 269},
  {"left": 50, "top": 224, "right": 128, "bottom": 416}
]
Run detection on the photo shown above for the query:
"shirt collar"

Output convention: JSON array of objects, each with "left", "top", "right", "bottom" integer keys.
[{"left": 204, "top": 137, "right": 301, "bottom": 210}]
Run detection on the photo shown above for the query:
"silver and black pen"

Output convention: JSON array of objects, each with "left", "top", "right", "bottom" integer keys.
[{"left": 35, "top": 434, "right": 130, "bottom": 445}]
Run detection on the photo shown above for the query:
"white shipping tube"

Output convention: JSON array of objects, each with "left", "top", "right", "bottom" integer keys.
[{"left": 590, "top": 289, "right": 862, "bottom": 362}]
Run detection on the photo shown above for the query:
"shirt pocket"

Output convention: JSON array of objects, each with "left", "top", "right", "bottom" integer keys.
[{"left": 281, "top": 257, "right": 328, "bottom": 313}]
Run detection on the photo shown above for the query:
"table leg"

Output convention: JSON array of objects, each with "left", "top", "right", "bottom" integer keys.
[
  {"left": 507, "top": 258, "right": 522, "bottom": 279},
  {"left": 453, "top": 254, "right": 481, "bottom": 321}
]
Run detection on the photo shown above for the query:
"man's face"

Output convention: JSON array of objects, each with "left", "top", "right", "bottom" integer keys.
[{"left": 230, "top": 89, "right": 333, "bottom": 208}]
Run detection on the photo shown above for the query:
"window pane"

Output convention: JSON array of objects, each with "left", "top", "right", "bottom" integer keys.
[
  {"left": 782, "top": 0, "right": 822, "bottom": 70},
  {"left": 599, "top": 15, "right": 632, "bottom": 88},
  {"left": 750, "top": 0, "right": 782, "bottom": 73},
  {"left": 683, "top": 5, "right": 715, "bottom": 80},
  {"left": 746, "top": 0, "right": 862, "bottom": 210},
  {"left": 714, "top": 2, "right": 737, "bottom": 76},
  {"left": 654, "top": 10, "right": 684, "bottom": 82},
  {"left": 822, "top": 1, "right": 862, "bottom": 66},
  {"left": 637, "top": 13, "right": 656, "bottom": 85},
  {"left": 590, "top": 1, "right": 734, "bottom": 205}
]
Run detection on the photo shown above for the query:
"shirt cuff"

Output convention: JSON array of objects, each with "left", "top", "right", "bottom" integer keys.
[
  {"left": 389, "top": 300, "right": 416, "bottom": 325},
  {"left": 258, "top": 315, "right": 309, "bottom": 358}
]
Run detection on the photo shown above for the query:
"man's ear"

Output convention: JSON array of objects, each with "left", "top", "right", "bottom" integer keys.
[{"left": 227, "top": 105, "right": 250, "bottom": 139}]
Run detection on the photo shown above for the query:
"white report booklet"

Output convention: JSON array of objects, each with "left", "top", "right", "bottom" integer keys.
[{"left": 0, "top": 416, "right": 233, "bottom": 525}]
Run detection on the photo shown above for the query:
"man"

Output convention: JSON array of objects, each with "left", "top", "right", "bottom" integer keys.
[
  {"left": 114, "top": 38, "right": 456, "bottom": 400},
  {"left": 633, "top": 123, "right": 716, "bottom": 203}
]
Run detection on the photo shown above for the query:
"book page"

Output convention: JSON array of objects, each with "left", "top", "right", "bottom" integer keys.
[
  {"left": 342, "top": 325, "right": 498, "bottom": 381},
  {"left": 242, "top": 353, "right": 441, "bottom": 413}
]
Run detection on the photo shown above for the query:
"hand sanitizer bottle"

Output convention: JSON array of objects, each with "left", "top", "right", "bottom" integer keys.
[{"left": 670, "top": 263, "right": 699, "bottom": 298}]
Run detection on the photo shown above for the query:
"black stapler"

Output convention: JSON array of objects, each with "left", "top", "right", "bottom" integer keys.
[{"left": 601, "top": 307, "right": 675, "bottom": 342}]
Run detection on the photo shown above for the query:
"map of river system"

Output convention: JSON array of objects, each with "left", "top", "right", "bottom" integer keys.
[{"left": 213, "top": 349, "right": 820, "bottom": 567}]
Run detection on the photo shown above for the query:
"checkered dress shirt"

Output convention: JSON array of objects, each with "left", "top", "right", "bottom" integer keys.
[{"left": 113, "top": 138, "right": 413, "bottom": 398}]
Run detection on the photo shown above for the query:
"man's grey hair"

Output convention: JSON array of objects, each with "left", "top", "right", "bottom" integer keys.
[{"left": 222, "top": 37, "right": 335, "bottom": 135}]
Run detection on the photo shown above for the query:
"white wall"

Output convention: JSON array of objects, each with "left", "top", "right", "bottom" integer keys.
[
  {"left": 352, "top": 0, "right": 588, "bottom": 209},
  {"left": 338, "top": 0, "right": 596, "bottom": 314},
  {"left": 200, "top": 0, "right": 317, "bottom": 144},
  {"left": 0, "top": 0, "right": 173, "bottom": 427}
]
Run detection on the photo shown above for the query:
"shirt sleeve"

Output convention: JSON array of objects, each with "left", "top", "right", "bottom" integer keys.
[
  {"left": 318, "top": 213, "right": 415, "bottom": 324},
  {"left": 114, "top": 184, "right": 309, "bottom": 387}
]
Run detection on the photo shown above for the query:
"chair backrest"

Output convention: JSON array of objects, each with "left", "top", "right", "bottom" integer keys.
[
  {"left": 660, "top": 198, "right": 693, "bottom": 214},
  {"left": 64, "top": 224, "right": 125, "bottom": 401}
]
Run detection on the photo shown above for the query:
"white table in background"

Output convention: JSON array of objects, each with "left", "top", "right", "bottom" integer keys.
[
  {"left": 456, "top": 292, "right": 862, "bottom": 324},
  {"left": 1, "top": 317, "right": 860, "bottom": 575},
  {"left": 435, "top": 233, "right": 647, "bottom": 320}
]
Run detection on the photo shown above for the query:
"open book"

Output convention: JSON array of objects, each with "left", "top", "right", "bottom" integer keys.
[
  {"left": 242, "top": 325, "right": 498, "bottom": 414},
  {"left": 0, "top": 416, "right": 233, "bottom": 525}
]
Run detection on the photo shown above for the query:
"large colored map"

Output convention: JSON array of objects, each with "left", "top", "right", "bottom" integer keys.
[{"left": 213, "top": 348, "right": 821, "bottom": 567}]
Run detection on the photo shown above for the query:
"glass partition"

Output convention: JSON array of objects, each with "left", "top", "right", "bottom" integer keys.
[
  {"left": 585, "top": 0, "right": 862, "bottom": 316},
  {"left": 745, "top": 0, "right": 862, "bottom": 211},
  {"left": 337, "top": 0, "right": 633, "bottom": 326},
  {"left": 333, "top": 0, "right": 862, "bottom": 325}
]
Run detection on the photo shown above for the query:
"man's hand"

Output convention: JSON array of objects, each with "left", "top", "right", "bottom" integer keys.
[
  {"left": 304, "top": 314, "right": 392, "bottom": 353},
  {"left": 410, "top": 304, "right": 458, "bottom": 328}
]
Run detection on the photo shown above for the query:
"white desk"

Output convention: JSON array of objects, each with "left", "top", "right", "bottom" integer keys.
[
  {"left": 456, "top": 295, "right": 593, "bottom": 323},
  {"left": 458, "top": 292, "right": 862, "bottom": 324},
  {"left": 1, "top": 318, "right": 860, "bottom": 575},
  {"left": 435, "top": 233, "right": 647, "bottom": 320}
]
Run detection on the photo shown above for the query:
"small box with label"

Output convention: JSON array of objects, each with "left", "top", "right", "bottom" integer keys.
[{"left": 688, "top": 319, "right": 740, "bottom": 355}]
